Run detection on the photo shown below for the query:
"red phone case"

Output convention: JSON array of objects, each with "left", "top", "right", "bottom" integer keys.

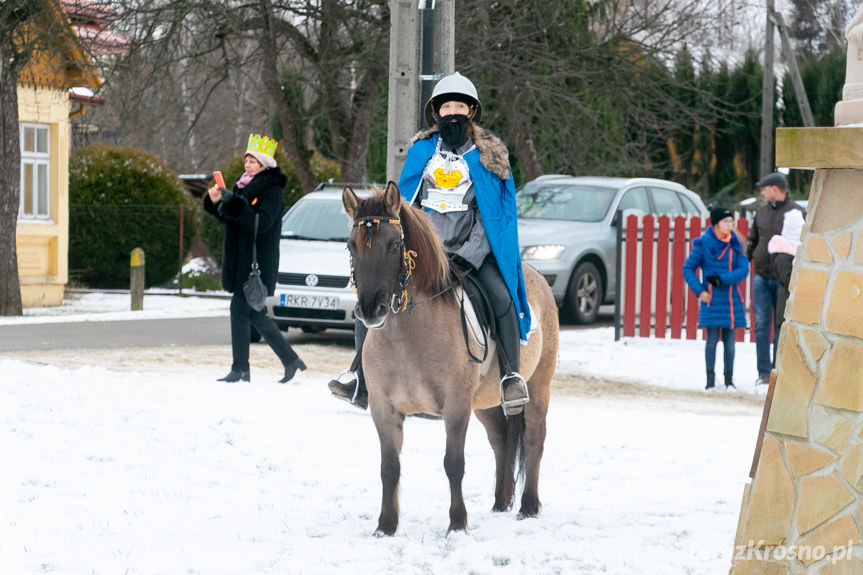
[{"left": 213, "top": 171, "right": 226, "bottom": 189}]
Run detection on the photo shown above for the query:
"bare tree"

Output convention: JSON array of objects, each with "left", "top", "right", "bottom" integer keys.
[
  {"left": 0, "top": 0, "right": 91, "bottom": 316},
  {"left": 84, "top": 1, "right": 265, "bottom": 173},
  {"left": 89, "top": 0, "right": 389, "bottom": 189}
]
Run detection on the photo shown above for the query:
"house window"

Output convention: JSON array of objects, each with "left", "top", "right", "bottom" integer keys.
[{"left": 20, "top": 124, "right": 50, "bottom": 219}]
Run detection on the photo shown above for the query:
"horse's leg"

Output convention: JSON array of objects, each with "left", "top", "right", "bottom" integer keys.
[
  {"left": 443, "top": 410, "right": 471, "bottom": 533},
  {"left": 474, "top": 406, "right": 515, "bottom": 512},
  {"left": 518, "top": 380, "right": 549, "bottom": 519},
  {"left": 372, "top": 408, "right": 405, "bottom": 537}
]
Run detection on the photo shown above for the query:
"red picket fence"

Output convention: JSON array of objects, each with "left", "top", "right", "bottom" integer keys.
[{"left": 614, "top": 214, "right": 756, "bottom": 341}]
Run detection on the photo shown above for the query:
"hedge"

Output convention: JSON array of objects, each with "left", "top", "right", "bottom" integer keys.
[{"left": 69, "top": 144, "right": 196, "bottom": 288}]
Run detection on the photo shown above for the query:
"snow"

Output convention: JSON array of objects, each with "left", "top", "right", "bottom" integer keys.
[{"left": 1, "top": 292, "right": 766, "bottom": 574}]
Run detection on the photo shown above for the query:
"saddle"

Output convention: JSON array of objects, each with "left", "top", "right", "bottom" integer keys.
[
  {"left": 452, "top": 265, "right": 539, "bottom": 376},
  {"left": 453, "top": 267, "right": 497, "bottom": 371}
]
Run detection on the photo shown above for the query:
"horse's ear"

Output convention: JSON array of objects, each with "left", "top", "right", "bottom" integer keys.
[
  {"left": 384, "top": 181, "right": 401, "bottom": 217},
  {"left": 343, "top": 186, "right": 360, "bottom": 219}
]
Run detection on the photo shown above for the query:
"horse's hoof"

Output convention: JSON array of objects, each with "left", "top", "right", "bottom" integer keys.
[
  {"left": 372, "top": 529, "right": 394, "bottom": 538},
  {"left": 446, "top": 524, "right": 468, "bottom": 536},
  {"left": 491, "top": 501, "right": 513, "bottom": 513},
  {"left": 517, "top": 506, "right": 541, "bottom": 520}
]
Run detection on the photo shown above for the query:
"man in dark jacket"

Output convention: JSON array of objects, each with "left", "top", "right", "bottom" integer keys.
[{"left": 746, "top": 172, "right": 805, "bottom": 385}]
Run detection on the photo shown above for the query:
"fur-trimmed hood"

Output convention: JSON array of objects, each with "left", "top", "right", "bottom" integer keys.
[{"left": 410, "top": 124, "right": 511, "bottom": 181}]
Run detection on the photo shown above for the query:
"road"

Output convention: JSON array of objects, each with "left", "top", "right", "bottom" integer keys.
[
  {"left": 0, "top": 316, "right": 361, "bottom": 353},
  {"left": 0, "top": 306, "right": 613, "bottom": 353}
]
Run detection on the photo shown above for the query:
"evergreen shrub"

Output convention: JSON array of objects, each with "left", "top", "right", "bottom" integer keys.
[{"left": 69, "top": 144, "right": 196, "bottom": 288}]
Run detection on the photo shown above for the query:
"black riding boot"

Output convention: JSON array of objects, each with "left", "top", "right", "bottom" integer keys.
[
  {"left": 724, "top": 371, "right": 736, "bottom": 390},
  {"left": 328, "top": 320, "right": 368, "bottom": 409},
  {"left": 496, "top": 302, "right": 528, "bottom": 415},
  {"left": 705, "top": 370, "right": 715, "bottom": 390}
]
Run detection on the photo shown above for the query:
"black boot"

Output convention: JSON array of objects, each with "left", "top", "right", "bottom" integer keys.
[
  {"left": 218, "top": 370, "right": 250, "bottom": 383},
  {"left": 494, "top": 301, "right": 528, "bottom": 415},
  {"left": 329, "top": 324, "right": 368, "bottom": 409},
  {"left": 279, "top": 357, "right": 307, "bottom": 384},
  {"left": 705, "top": 370, "right": 715, "bottom": 390},
  {"left": 724, "top": 371, "right": 736, "bottom": 390},
  {"left": 500, "top": 373, "right": 529, "bottom": 416},
  {"left": 328, "top": 373, "right": 368, "bottom": 409}
]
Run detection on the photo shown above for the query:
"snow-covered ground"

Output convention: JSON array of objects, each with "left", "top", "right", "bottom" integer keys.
[{"left": 0, "top": 292, "right": 766, "bottom": 574}]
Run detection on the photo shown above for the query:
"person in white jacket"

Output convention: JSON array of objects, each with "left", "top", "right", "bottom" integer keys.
[{"left": 766, "top": 209, "right": 805, "bottom": 336}]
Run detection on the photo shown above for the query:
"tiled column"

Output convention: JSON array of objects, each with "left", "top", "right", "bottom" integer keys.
[{"left": 731, "top": 132, "right": 863, "bottom": 574}]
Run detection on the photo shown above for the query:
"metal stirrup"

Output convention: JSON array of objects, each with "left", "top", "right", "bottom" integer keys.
[
  {"left": 334, "top": 368, "right": 361, "bottom": 403},
  {"left": 499, "top": 372, "right": 529, "bottom": 408}
]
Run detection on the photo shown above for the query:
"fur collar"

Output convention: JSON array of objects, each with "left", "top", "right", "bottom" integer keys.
[{"left": 410, "top": 124, "right": 511, "bottom": 181}]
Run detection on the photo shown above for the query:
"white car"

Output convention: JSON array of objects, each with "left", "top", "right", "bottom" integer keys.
[{"left": 263, "top": 184, "right": 372, "bottom": 335}]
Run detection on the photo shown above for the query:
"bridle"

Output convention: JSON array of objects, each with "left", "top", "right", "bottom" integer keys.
[
  {"left": 349, "top": 214, "right": 477, "bottom": 360},
  {"left": 349, "top": 216, "right": 416, "bottom": 313}
]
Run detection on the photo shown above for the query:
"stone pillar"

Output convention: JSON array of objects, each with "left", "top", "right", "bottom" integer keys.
[
  {"left": 730, "top": 135, "right": 863, "bottom": 574},
  {"left": 731, "top": 6, "right": 863, "bottom": 575},
  {"left": 730, "top": 11, "right": 863, "bottom": 573}
]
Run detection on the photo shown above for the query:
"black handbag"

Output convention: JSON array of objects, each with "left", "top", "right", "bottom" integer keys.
[{"left": 242, "top": 213, "right": 268, "bottom": 311}]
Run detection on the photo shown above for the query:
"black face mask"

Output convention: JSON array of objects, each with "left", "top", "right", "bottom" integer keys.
[{"left": 438, "top": 114, "right": 471, "bottom": 150}]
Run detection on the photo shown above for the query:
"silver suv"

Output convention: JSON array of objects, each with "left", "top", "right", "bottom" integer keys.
[{"left": 516, "top": 175, "right": 708, "bottom": 324}]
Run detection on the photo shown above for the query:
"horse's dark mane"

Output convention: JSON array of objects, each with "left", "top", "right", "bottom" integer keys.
[
  {"left": 399, "top": 202, "right": 451, "bottom": 296},
  {"left": 355, "top": 192, "right": 451, "bottom": 296}
]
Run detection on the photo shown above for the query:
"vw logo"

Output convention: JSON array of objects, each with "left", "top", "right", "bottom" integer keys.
[{"left": 305, "top": 274, "right": 319, "bottom": 287}]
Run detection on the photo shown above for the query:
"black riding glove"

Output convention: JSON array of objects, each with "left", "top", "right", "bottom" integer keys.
[
  {"left": 451, "top": 254, "right": 475, "bottom": 274},
  {"left": 705, "top": 275, "right": 721, "bottom": 287}
]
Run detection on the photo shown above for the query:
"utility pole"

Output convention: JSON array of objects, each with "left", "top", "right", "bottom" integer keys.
[
  {"left": 386, "top": 0, "right": 454, "bottom": 183},
  {"left": 419, "top": 1, "right": 436, "bottom": 131},
  {"left": 773, "top": 10, "right": 815, "bottom": 127},
  {"left": 385, "top": 2, "right": 420, "bottom": 183},
  {"left": 434, "top": 1, "right": 455, "bottom": 79},
  {"left": 760, "top": 0, "right": 775, "bottom": 180}
]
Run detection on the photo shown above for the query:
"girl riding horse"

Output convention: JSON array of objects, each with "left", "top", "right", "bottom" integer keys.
[{"left": 330, "top": 72, "right": 530, "bottom": 415}]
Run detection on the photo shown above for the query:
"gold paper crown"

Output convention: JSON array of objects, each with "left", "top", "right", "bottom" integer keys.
[{"left": 246, "top": 133, "right": 277, "bottom": 157}]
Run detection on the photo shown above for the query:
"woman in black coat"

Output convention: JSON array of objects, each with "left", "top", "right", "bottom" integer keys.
[{"left": 203, "top": 134, "right": 305, "bottom": 383}]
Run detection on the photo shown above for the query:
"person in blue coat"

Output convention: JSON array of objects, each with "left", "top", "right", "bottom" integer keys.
[{"left": 683, "top": 206, "right": 749, "bottom": 390}]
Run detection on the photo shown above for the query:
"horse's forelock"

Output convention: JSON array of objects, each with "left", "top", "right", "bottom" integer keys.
[
  {"left": 399, "top": 203, "right": 450, "bottom": 295},
  {"left": 354, "top": 194, "right": 389, "bottom": 219},
  {"left": 350, "top": 195, "right": 387, "bottom": 253}
]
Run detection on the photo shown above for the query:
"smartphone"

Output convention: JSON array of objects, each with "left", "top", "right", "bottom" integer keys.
[{"left": 213, "top": 171, "right": 226, "bottom": 189}]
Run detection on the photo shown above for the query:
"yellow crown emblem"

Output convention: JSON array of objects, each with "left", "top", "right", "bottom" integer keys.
[{"left": 246, "top": 133, "right": 277, "bottom": 157}]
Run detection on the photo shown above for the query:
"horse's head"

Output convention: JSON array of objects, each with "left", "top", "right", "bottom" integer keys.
[
  {"left": 343, "top": 181, "right": 450, "bottom": 329},
  {"left": 343, "top": 182, "right": 408, "bottom": 329}
]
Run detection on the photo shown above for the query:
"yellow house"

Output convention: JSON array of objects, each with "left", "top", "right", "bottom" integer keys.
[{"left": 16, "top": 1, "right": 101, "bottom": 307}]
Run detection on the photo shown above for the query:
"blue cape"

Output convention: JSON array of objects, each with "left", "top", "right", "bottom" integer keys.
[{"left": 399, "top": 133, "right": 532, "bottom": 341}]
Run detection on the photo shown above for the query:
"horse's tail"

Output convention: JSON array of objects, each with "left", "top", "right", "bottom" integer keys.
[{"left": 506, "top": 412, "right": 526, "bottom": 489}]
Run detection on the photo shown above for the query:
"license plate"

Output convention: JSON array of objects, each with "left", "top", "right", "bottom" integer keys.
[{"left": 281, "top": 293, "right": 338, "bottom": 310}]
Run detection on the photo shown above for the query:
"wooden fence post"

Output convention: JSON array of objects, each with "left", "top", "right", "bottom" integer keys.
[
  {"left": 131, "top": 248, "right": 145, "bottom": 311},
  {"left": 178, "top": 204, "right": 184, "bottom": 294}
]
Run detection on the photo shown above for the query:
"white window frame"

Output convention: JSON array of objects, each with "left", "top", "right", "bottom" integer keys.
[{"left": 19, "top": 123, "right": 51, "bottom": 220}]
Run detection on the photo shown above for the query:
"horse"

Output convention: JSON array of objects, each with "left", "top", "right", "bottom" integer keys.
[{"left": 342, "top": 181, "right": 559, "bottom": 536}]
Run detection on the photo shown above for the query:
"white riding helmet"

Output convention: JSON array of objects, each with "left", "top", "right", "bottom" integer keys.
[{"left": 423, "top": 71, "right": 483, "bottom": 127}]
